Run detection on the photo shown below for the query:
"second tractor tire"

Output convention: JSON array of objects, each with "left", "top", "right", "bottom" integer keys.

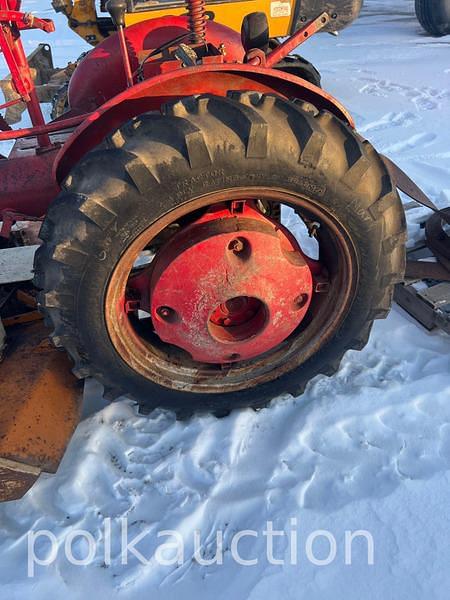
[{"left": 415, "top": 0, "right": 450, "bottom": 36}]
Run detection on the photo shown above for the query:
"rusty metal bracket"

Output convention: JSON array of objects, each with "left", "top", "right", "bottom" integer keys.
[
  {"left": 245, "top": 12, "right": 332, "bottom": 67},
  {"left": 0, "top": 320, "right": 83, "bottom": 502},
  {"left": 382, "top": 155, "right": 450, "bottom": 225},
  {"left": 265, "top": 12, "right": 331, "bottom": 68},
  {"left": 385, "top": 153, "right": 450, "bottom": 334}
]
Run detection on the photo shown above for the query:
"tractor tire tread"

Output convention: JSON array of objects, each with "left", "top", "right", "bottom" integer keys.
[
  {"left": 34, "top": 93, "right": 406, "bottom": 416},
  {"left": 415, "top": 0, "right": 450, "bottom": 36}
]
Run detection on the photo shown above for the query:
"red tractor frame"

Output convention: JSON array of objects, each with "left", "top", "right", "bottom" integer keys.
[{"left": 0, "top": 2, "right": 353, "bottom": 220}]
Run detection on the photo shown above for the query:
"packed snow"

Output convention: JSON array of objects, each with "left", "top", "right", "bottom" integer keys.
[{"left": 1, "top": 1, "right": 450, "bottom": 598}]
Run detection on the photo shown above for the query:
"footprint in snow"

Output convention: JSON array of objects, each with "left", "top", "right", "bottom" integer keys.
[
  {"left": 359, "top": 110, "right": 419, "bottom": 133},
  {"left": 0, "top": 312, "right": 449, "bottom": 591},
  {"left": 359, "top": 78, "right": 450, "bottom": 111}
]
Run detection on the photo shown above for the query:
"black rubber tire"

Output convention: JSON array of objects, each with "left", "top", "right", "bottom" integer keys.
[
  {"left": 34, "top": 92, "right": 406, "bottom": 415},
  {"left": 415, "top": 0, "right": 450, "bottom": 36},
  {"left": 274, "top": 55, "right": 321, "bottom": 87},
  {"left": 267, "top": 38, "right": 321, "bottom": 87}
]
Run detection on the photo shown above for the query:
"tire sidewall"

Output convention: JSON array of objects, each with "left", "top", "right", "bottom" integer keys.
[{"left": 74, "top": 156, "right": 382, "bottom": 410}]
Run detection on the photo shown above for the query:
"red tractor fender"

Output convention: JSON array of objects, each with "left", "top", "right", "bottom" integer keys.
[{"left": 55, "top": 64, "right": 354, "bottom": 183}]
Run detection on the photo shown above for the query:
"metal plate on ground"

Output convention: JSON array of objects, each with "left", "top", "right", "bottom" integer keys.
[
  {"left": 419, "top": 282, "right": 450, "bottom": 308},
  {"left": 0, "top": 245, "right": 38, "bottom": 284},
  {"left": 0, "top": 321, "right": 83, "bottom": 502}
]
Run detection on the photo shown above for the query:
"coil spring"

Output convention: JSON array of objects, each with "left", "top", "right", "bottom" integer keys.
[{"left": 187, "top": 0, "right": 207, "bottom": 43}]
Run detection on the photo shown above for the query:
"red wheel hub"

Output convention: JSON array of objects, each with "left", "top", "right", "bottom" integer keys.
[{"left": 148, "top": 202, "right": 313, "bottom": 363}]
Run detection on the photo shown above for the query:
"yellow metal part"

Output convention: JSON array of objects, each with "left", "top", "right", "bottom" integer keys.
[
  {"left": 58, "top": 0, "right": 296, "bottom": 46},
  {"left": 55, "top": 0, "right": 107, "bottom": 45},
  {"left": 125, "top": 0, "right": 296, "bottom": 37}
]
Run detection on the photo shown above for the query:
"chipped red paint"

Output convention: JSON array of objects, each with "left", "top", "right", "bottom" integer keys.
[
  {"left": 0, "top": 7, "right": 353, "bottom": 219},
  {"left": 67, "top": 16, "right": 245, "bottom": 113},
  {"left": 147, "top": 202, "right": 313, "bottom": 363}
]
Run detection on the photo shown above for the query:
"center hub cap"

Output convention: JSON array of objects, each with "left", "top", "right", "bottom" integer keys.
[{"left": 150, "top": 203, "right": 313, "bottom": 363}]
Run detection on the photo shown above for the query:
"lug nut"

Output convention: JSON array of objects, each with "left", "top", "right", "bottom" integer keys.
[
  {"left": 226, "top": 353, "right": 241, "bottom": 361},
  {"left": 294, "top": 293, "right": 309, "bottom": 309},
  {"left": 228, "top": 238, "right": 245, "bottom": 254},
  {"left": 156, "top": 306, "right": 177, "bottom": 322}
]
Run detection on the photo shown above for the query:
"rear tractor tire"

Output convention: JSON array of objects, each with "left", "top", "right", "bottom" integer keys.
[{"left": 34, "top": 92, "right": 406, "bottom": 415}]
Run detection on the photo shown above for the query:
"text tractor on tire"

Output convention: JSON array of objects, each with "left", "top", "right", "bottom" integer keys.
[{"left": 0, "top": 0, "right": 420, "bottom": 499}]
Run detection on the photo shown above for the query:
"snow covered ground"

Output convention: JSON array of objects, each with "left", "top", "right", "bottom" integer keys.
[{"left": 1, "top": 1, "right": 450, "bottom": 598}]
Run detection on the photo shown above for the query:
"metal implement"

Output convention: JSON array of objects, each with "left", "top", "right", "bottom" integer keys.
[
  {"left": 0, "top": 43, "right": 75, "bottom": 125},
  {"left": 0, "top": 320, "right": 83, "bottom": 502},
  {"left": 0, "top": 1, "right": 54, "bottom": 147},
  {"left": 382, "top": 159, "right": 450, "bottom": 333},
  {"left": 394, "top": 208, "right": 450, "bottom": 334},
  {"left": 382, "top": 155, "right": 450, "bottom": 225}
]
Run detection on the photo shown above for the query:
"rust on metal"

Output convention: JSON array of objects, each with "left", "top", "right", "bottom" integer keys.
[
  {"left": 264, "top": 12, "right": 331, "bottom": 67},
  {"left": 2, "top": 310, "right": 42, "bottom": 327},
  {"left": 0, "top": 320, "right": 83, "bottom": 502},
  {"left": 187, "top": 0, "right": 207, "bottom": 43},
  {"left": 105, "top": 188, "right": 357, "bottom": 394},
  {"left": 382, "top": 154, "right": 450, "bottom": 225},
  {"left": 148, "top": 202, "right": 313, "bottom": 363},
  {"left": 0, "top": 456, "right": 40, "bottom": 503},
  {"left": 425, "top": 208, "right": 450, "bottom": 272},
  {"left": 404, "top": 261, "right": 450, "bottom": 282}
]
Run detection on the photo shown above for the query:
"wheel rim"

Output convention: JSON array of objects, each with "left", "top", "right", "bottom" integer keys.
[{"left": 105, "top": 188, "right": 358, "bottom": 393}]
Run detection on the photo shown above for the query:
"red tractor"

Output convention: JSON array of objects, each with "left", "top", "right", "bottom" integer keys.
[{"left": 0, "top": 0, "right": 411, "bottom": 498}]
